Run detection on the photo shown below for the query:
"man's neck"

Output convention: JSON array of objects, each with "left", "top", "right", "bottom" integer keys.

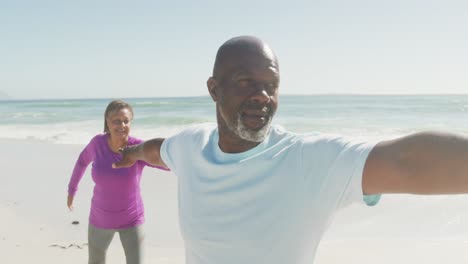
[{"left": 217, "top": 130, "right": 263, "bottom": 153}]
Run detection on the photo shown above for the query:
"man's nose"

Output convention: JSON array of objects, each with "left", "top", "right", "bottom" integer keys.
[{"left": 249, "top": 84, "right": 271, "bottom": 103}]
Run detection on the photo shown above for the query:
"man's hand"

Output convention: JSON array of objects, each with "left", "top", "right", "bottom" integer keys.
[
  {"left": 112, "top": 139, "right": 167, "bottom": 169},
  {"left": 112, "top": 145, "right": 139, "bottom": 168}
]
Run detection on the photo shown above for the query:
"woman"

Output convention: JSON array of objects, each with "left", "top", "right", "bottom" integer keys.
[{"left": 67, "top": 100, "right": 168, "bottom": 264}]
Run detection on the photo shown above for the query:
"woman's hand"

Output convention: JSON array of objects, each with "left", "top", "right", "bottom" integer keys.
[{"left": 67, "top": 194, "right": 74, "bottom": 211}]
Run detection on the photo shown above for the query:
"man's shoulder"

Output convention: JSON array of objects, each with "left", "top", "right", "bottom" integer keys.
[
  {"left": 170, "top": 123, "right": 217, "bottom": 138},
  {"left": 161, "top": 124, "right": 216, "bottom": 160},
  {"left": 163, "top": 123, "right": 216, "bottom": 148},
  {"left": 269, "top": 126, "right": 364, "bottom": 147},
  {"left": 269, "top": 125, "right": 321, "bottom": 143}
]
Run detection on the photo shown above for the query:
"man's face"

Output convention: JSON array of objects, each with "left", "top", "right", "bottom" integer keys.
[{"left": 212, "top": 52, "right": 280, "bottom": 143}]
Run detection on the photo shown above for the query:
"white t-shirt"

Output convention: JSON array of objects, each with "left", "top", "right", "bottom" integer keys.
[{"left": 160, "top": 124, "right": 379, "bottom": 264}]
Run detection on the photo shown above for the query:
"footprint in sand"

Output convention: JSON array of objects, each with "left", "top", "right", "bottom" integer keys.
[{"left": 49, "top": 243, "right": 88, "bottom": 249}]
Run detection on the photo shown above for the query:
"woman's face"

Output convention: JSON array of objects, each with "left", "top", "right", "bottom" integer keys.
[{"left": 106, "top": 108, "right": 133, "bottom": 139}]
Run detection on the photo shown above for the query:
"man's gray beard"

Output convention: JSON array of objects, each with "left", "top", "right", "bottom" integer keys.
[{"left": 229, "top": 114, "right": 272, "bottom": 143}]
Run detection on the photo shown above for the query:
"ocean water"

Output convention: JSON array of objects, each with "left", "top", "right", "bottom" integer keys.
[{"left": 2, "top": 94, "right": 468, "bottom": 144}]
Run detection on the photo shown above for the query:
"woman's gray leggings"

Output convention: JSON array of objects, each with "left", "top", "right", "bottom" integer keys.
[{"left": 88, "top": 224, "right": 145, "bottom": 264}]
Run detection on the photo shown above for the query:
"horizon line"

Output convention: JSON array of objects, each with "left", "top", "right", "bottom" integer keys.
[{"left": 2, "top": 93, "right": 468, "bottom": 101}]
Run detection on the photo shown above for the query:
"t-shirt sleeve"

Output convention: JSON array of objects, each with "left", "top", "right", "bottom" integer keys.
[
  {"left": 160, "top": 126, "right": 208, "bottom": 174},
  {"left": 160, "top": 131, "right": 184, "bottom": 172},
  {"left": 336, "top": 138, "right": 381, "bottom": 207},
  {"left": 67, "top": 136, "right": 97, "bottom": 196},
  {"left": 302, "top": 135, "right": 380, "bottom": 209}
]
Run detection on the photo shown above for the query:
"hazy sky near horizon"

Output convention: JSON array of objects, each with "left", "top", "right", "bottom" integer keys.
[{"left": 1, "top": 1, "right": 467, "bottom": 99}]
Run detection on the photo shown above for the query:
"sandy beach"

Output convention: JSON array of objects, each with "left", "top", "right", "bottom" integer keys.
[
  {"left": 0, "top": 139, "right": 184, "bottom": 264},
  {"left": 2, "top": 138, "right": 468, "bottom": 263}
]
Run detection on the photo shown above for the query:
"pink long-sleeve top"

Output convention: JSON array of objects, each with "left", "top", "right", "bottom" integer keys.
[{"left": 68, "top": 133, "right": 169, "bottom": 229}]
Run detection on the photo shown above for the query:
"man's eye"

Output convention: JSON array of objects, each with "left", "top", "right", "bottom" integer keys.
[
  {"left": 265, "top": 83, "right": 278, "bottom": 94},
  {"left": 267, "top": 83, "right": 277, "bottom": 89},
  {"left": 237, "top": 79, "right": 251, "bottom": 87}
]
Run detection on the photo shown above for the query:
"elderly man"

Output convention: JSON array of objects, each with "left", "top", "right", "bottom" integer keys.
[{"left": 114, "top": 35, "right": 468, "bottom": 264}]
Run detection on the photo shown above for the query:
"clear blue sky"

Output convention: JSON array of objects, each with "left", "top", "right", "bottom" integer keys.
[{"left": 1, "top": 0, "right": 467, "bottom": 99}]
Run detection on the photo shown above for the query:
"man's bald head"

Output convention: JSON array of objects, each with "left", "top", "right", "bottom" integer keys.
[
  {"left": 212, "top": 36, "right": 279, "bottom": 79},
  {"left": 206, "top": 36, "right": 280, "bottom": 150}
]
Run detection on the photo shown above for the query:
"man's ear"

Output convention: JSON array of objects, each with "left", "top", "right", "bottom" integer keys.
[{"left": 207, "top": 77, "right": 218, "bottom": 102}]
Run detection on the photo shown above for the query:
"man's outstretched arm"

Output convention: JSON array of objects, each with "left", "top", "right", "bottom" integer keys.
[
  {"left": 363, "top": 131, "right": 468, "bottom": 195},
  {"left": 113, "top": 138, "right": 167, "bottom": 168}
]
